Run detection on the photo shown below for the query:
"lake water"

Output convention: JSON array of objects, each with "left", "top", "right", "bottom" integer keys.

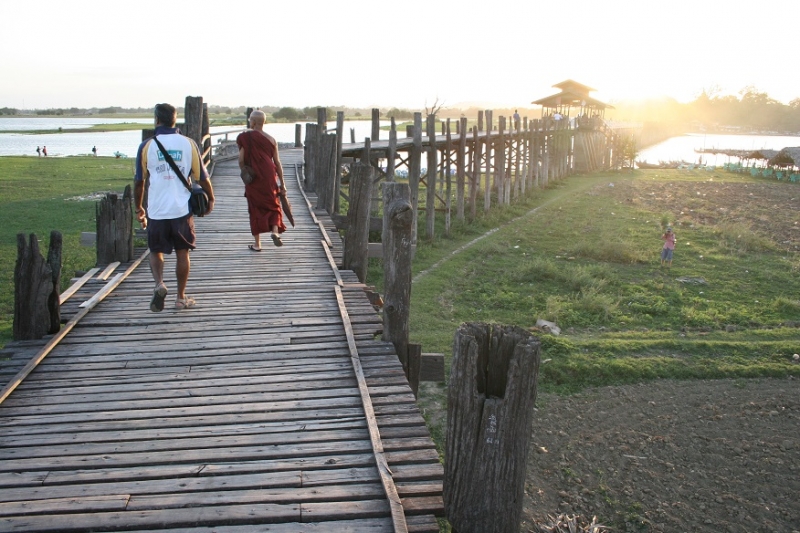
[
  {"left": 638, "top": 133, "right": 800, "bottom": 166},
  {"left": 0, "top": 118, "right": 390, "bottom": 157}
]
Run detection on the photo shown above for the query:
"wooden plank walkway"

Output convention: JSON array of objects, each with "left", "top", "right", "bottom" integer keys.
[{"left": 0, "top": 150, "right": 443, "bottom": 532}]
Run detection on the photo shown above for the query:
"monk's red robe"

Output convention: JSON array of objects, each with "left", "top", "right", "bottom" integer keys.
[{"left": 237, "top": 130, "right": 286, "bottom": 236}]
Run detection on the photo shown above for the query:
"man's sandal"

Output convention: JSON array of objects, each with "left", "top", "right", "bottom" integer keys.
[
  {"left": 150, "top": 284, "right": 168, "bottom": 313},
  {"left": 271, "top": 234, "right": 283, "bottom": 247},
  {"left": 175, "top": 297, "right": 196, "bottom": 310}
]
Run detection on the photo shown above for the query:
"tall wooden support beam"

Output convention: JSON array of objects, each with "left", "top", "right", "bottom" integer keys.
[
  {"left": 304, "top": 123, "right": 318, "bottom": 192},
  {"left": 409, "top": 113, "right": 422, "bottom": 244},
  {"left": 14, "top": 231, "right": 62, "bottom": 340},
  {"left": 387, "top": 117, "right": 397, "bottom": 182},
  {"left": 342, "top": 161, "right": 374, "bottom": 283},
  {"left": 444, "top": 119, "right": 452, "bottom": 237},
  {"left": 496, "top": 117, "right": 506, "bottom": 206},
  {"left": 478, "top": 110, "right": 484, "bottom": 132},
  {"left": 184, "top": 96, "right": 203, "bottom": 150},
  {"left": 484, "top": 110, "right": 493, "bottom": 213},
  {"left": 514, "top": 118, "right": 522, "bottom": 199},
  {"left": 382, "top": 182, "right": 413, "bottom": 374},
  {"left": 456, "top": 117, "right": 467, "bottom": 223},
  {"left": 470, "top": 126, "right": 480, "bottom": 220},
  {"left": 295, "top": 123, "right": 302, "bottom": 148},
  {"left": 201, "top": 103, "right": 210, "bottom": 164},
  {"left": 425, "top": 114, "right": 437, "bottom": 241},
  {"left": 371, "top": 108, "right": 380, "bottom": 141},
  {"left": 96, "top": 185, "right": 133, "bottom": 265},
  {"left": 445, "top": 323, "right": 541, "bottom": 533},
  {"left": 334, "top": 111, "right": 344, "bottom": 213},
  {"left": 316, "top": 133, "right": 338, "bottom": 215}
]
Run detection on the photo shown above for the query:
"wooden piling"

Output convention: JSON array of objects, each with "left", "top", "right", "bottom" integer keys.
[
  {"left": 371, "top": 108, "right": 380, "bottom": 141},
  {"left": 445, "top": 119, "right": 452, "bottom": 237},
  {"left": 445, "top": 323, "right": 541, "bottom": 533},
  {"left": 382, "top": 182, "right": 413, "bottom": 373},
  {"left": 295, "top": 123, "right": 302, "bottom": 148},
  {"left": 425, "top": 114, "right": 437, "bottom": 241},
  {"left": 409, "top": 113, "right": 422, "bottom": 244},
  {"left": 334, "top": 111, "right": 344, "bottom": 213},
  {"left": 456, "top": 117, "right": 467, "bottom": 223},
  {"left": 96, "top": 185, "right": 133, "bottom": 265},
  {"left": 387, "top": 117, "right": 397, "bottom": 181},
  {"left": 342, "top": 161, "right": 374, "bottom": 283},
  {"left": 14, "top": 231, "right": 62, "bottom": 340},
  {"left": 184, "top": 96, "right": 203, "bottom": 150}
]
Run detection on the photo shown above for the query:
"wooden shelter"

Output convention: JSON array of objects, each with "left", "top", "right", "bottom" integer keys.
[{"left": 532, "top": 80, "right": 612, "bottom": 119}]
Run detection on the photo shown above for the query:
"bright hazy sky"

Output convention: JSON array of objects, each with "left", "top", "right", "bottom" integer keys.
[{"left": 2, "top": 0, "right": 798, "bottom": 111}]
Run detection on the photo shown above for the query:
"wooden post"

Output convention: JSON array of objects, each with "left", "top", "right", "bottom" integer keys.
[
  {"left": 425, "top": 114, "right": 437, "bottom": 241},
  {"left": 184, "top": 96, "right": 203, "bottom": 149},
  {"left": 14, "top": 231, "right": 62, "bottom": 340},
  {"left": 496, "top": 117, "right": 506, "bottom": 206},
  {"left": 456, "top": 117, "right": 467, "bottom": 222},
  {"left": 295, "top": 123, "right": 302, "bottom": 147},
  {"left": 245, "top": 107, "right": 253, "bottom": 129},
  {"left": 477, "top": 110, "right": 484, "bottom": 132},
  {"left": 304, "top": 123, "right": 318, "bottom": 191},
  {"left": 334, "top": 111, "right": 344, "bottom": 213},
  {"left": 350, "top": 128, "right": 356, "bottom": 144},
  {"left": 371, "top": 108, "right": 380, "bottom": 141},
  {"left": 484, "top": 111, "right": 493, "bottom": 213},
  {"left": 96, "top": 185, "right": 133, "bottom": 265},
  {"left": 470, "top": 125, "right": 480, "bottom": 220},
  {"left": 342, "top": 161, "right": 374, "bottom": 283},
  {"left": 382, "top": 182, "right": 413, "bottom": 373},
  {"left": 201, "top": 103, "right": 210, "bottom": 165},
  {"left": 445, "top": 323, "right": 541, "bottom": 533},
  {"left": 316, "top": 133, "right": 337, "bottom": 214},
  {"left": 409, "top": 113, "right": 422, "bottom": 244},
  {"left": 445, "top": 119, "right": 452, "bottom": 237},
  {"left": 387, "top": 117, "right": 397, "bottom": 181}
]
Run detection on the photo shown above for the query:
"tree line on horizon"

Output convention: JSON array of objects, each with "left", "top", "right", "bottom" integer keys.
[{"left": 3, "top": 88, "right": 799, "bottom": 133}]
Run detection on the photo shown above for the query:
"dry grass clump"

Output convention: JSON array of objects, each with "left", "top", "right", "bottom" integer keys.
[{"left": 530, "top": 513, "right": 609, "bottom": 533}]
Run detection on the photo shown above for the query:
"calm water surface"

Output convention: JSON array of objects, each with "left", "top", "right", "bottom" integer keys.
[
  {"left": 638, "top": 133, "right": 800, "bottom": 166},
  {"left": 0, "top": 118, "right": 389, "bottom": 157}
]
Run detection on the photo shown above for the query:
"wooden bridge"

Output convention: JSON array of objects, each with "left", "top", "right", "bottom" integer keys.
[{"left": 0, "top": 151, "right": 443, "bottom": 532}]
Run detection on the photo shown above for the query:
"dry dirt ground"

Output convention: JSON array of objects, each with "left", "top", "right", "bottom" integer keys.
[
  {"left": 520, "top": 378, "right": 800, "bottom": 532},
  {"left": 518, "top": 176, "right": 800, "bottom": 532}
]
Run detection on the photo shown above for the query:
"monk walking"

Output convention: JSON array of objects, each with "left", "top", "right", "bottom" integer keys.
[{"left": 237, "top": 110, "right": 286, "bottom": 250}]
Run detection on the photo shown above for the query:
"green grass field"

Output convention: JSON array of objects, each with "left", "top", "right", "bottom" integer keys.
[{"left": 0, "top": 156, "right": 134, "bottom": 345}]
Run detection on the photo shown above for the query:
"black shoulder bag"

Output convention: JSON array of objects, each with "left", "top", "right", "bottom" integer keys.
[{"left": 152, "top": 136, "right": 209, "bottom": 217}]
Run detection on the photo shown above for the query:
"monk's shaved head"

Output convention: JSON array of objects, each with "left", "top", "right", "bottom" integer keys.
[{"left": 250, "top": 110, "right": 267, "bottom": 126}]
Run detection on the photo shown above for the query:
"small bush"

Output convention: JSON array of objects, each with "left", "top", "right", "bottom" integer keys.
[{"left": 713, "top": 221, "right": 775, "bottom": 253}]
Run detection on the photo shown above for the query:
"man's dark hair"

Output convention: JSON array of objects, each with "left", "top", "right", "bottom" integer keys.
[{"left": 154, "top": 103, "right": 177, "bottom": 127}]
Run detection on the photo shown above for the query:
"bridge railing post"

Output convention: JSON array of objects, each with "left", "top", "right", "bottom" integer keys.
[
  {"left": 342, "top": 160, "right": 374, "bottom": 283},
  {"left": 382, "top": 182, "right": 415, "bottom": 385}
]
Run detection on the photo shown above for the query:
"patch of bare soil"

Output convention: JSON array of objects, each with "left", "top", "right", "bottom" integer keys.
[
  {"left": 605, "top": 176, "right": 800, "bottom": 252},
  {"left": 521, "top": 378, "right": 800, "bottom": 533}
]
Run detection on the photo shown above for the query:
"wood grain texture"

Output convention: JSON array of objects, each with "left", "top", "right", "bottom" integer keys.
[{"left": 0, "top": 153, "right": 441, "bottom": 532}]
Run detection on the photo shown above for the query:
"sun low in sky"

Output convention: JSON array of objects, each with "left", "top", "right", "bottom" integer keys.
[{"left": 1, "top": 0, "right": 798, "bottom": 111}]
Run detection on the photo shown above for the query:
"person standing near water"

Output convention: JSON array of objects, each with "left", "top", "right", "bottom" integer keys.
[
  {"left": 36, "top": 146, "right": 41, "bottom": 157},
  {"left": 661, "top": 226, "right": 676, "bottom": 267},
  {"left": 92, "top": 146, "right": 97, "bottom": 157},
  {"left": 42, "top": 146, "right": 48, "bottom": 156}
]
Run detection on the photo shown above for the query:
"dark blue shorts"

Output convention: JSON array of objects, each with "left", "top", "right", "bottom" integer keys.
[
  {"left": 661, "top": 248, "right": 673, "bottom": 260},
  {"left": 147, "top": 214, "right": 196, "bottom": 254}
]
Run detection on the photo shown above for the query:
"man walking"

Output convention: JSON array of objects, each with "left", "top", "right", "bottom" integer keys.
[{"left": 134, "top": 103, "right": 215, "bottom": 312}]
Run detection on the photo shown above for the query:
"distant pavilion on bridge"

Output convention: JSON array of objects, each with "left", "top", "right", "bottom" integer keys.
[{"left": 532, "top": 79, "right": 613, "bottom": 120}]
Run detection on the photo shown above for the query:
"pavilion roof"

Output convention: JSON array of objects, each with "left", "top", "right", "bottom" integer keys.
[
  {"left": 531, "top": 90, "right": 612, "bottom": 110},
  {"left": 553, "top": 79, "right": 596, "bottom": 94}
]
